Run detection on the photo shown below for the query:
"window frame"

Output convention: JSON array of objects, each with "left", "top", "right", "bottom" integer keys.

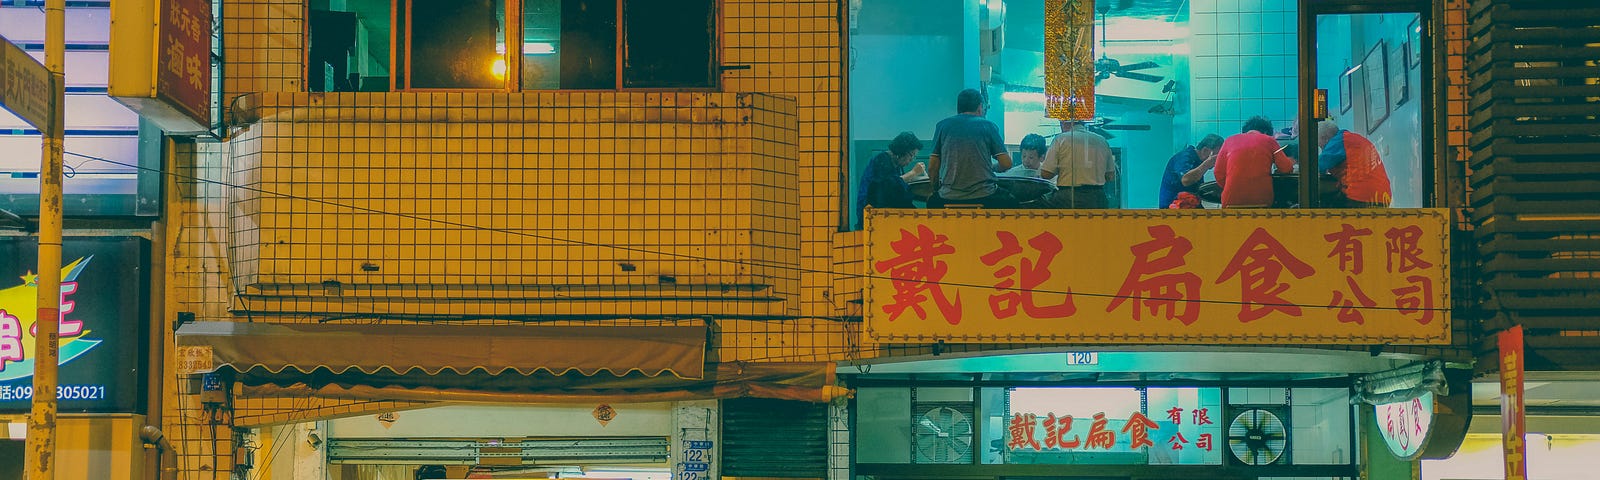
[{"left": 305, "top": 0, "right": 723, "bottom": 93}]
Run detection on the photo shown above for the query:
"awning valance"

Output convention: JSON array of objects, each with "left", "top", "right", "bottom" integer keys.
[{"left": 176, "top": 321, "right": 707, "bottom": 380}]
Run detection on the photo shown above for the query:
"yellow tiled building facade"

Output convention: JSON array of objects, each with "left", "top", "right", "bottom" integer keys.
[
  {"left": 157, "top": 1, "right": 1483, "bottom": 479},
  {"left": 169, "top": 0, "right": 853, "bottom": 477}
]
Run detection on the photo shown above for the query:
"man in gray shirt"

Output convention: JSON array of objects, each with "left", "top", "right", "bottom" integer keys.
[{"left": 928, "top": 89, "right": 1018, "bottom": 208}]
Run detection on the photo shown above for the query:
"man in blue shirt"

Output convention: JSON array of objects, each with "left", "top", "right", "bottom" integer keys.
[
  {"left": 1157, "top": 134, "right": 1224, "bottom": 209},
  {"left": 928, "top": 89, "right": 1017, "bottom": 208}
]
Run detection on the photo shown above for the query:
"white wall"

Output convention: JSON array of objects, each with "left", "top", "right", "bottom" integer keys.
[
  {"left": 327, "top": 403, "right": 677, "bottom": 439},
  {"left": 1423, "top": 434, "right": 1600, "bottom": 480}
]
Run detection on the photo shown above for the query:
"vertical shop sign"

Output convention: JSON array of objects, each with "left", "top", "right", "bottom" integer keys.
[
  {"left": 0, "top": 34, "right": 51, "bottom": 129},
  {"left": 1498, "top": 326, "right": 1526, "bottom": 480},
  {"left": 1044, "top": 0, "right": 1095, "bottom": 120},
  {"left": 155, "top": 0, "right": 212, "bottom": 127}
]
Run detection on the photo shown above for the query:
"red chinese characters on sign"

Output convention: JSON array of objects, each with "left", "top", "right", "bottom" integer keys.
[
  {"left": 1084, "top": 413, "right": 1116, "bottom": 449},
  {"left": 1216, "top": 228, "right": 1316, "bottom": 322},
  {"left": 1043, "top": 413, "right": 1080, "bottom": 449},
  {"left": 979, "top": 232, "right": 1076, "bottom": 320},
  {"left": 1107, "top": 225, "right": 1201, "bottom": 325},
  {"left": 1121, "top": 412, "right": 1158, "bottom": 449},
  {"left": 1385, "top": 225, "right": 1437, "bottom": 325},
  {"left": 157, "top": 0, "right": 213, "bottom": 125},
  {"left": 874, "top": 225, "right": 962, "bottom": 325},
  {"left": 1009, "top": 413, "right": 1042, "bottom": 451},
  {"left": 1192, "top": 407, "right": 1213, "bottom": 426}
]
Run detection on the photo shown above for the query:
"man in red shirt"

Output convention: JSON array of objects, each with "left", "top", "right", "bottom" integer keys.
[
  {"left": 1213, "top": 116, "right": 1295, "bottom": 208},
  {"left": 1317, "top": 120, "right": 1392, "bottom": 207}
]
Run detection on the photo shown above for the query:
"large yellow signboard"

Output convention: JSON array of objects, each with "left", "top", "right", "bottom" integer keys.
[{"left": 864, "top": 209, "right": 1450, "bottom": 344}]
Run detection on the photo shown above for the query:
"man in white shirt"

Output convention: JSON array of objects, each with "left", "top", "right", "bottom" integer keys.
[{"left": 1038, "top": 120, "right": 1116, "bottom": 208}]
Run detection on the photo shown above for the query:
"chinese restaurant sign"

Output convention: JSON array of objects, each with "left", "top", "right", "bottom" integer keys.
[
  {"left": 108, "top": 0, "right": 212, "bottom": 132},
  {"left": 1005, "top": 387, "right": 1223, "bottom": 465},
  {"left": 0, "top": 237, "right": 149, "bottom": 413},
  {"left": 1376, "top": 391, "right": 1433, "bottom": 459},
  {"left": 864, "top": 209, "right": 1450, "bottom": 344}
]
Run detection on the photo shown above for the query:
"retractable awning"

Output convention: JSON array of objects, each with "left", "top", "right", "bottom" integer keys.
[
  {"left": 177, "top": 321, "right": 706, "bottom": 379},
  {"left": 177, "top": 321, "right": 848, "bottom": 404}
]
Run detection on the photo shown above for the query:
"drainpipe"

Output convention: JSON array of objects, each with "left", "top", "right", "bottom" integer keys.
[{"left": 140, "top": 425, "right": 179, "bottom": 480}]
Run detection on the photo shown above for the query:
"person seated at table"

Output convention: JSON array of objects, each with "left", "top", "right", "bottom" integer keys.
[
  {"left": 855, "top": 131, "right": 926, "bottom": 228},
  {"left": 928, "top": 88, "right": 1017, "bottom": 209},
  {"left": 1000, "top": 133, "right": 1048, "bottom": 178},
  {"left": 1158, "top": 133, "right": 1224, "bottom": 209},
  {"left": 1214, "top": 116, "right": 1295, "bottom": 208},
  {"left": 1317, "top": 120, "right": 1393, "bottom": 207},
  {"left": 1037, "top": 120, "right": 1116, "bottom": 208}
]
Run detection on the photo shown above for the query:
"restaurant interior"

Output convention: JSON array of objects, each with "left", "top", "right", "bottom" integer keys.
[{"left": 847, "top": 0, "right": 1426, "bottom": 226}]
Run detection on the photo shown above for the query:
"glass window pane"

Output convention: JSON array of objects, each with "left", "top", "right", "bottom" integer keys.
[
  {"left": 1291, "top": 387, "right": 1352, "bottom": 465},
  {"left": 854, "top": 387, "right": 912, "bottom": 464},
  {"left": 408, "top": 0, "right": 505, "bottom": 89},
  {"left": 1316, "top": 13, "right": 1425, "bottom": 207},
  {"left": 308, "top": 0, "right": 392, "bottom": 92},
  {"left": 622, "top": 0, "right": 714, "bottom": 88},
  {"left": 547, "top": 0, "right": 617, "bottom": 90}
]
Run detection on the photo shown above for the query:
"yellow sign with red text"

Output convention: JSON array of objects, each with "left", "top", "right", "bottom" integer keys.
[{"left": 864, "top": 209, "right": 1450, "bottom": 344}]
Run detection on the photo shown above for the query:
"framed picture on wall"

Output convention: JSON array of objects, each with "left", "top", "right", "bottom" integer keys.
[
  {"left": 1340, "top": 65, "right": 1356, "bottom": 114},
  {"left": 1392, "top": 41, "right": 1411, "bottom": 107},
  {"left": 1363, "top": 41, "right": 1390, "bottom": 134}
]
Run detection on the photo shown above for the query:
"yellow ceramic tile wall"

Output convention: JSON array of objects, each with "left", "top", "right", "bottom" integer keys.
[{"left": 228, "top": 92, "right": 800, "bottom": 318}]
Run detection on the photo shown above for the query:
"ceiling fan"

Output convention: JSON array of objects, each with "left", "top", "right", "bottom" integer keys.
[
  {"left": 1086, "top": 116, "right": 1151, "bottom": 140},
  {"left": 1094, "top": 2, "right": 1165, "bottom": 85}
]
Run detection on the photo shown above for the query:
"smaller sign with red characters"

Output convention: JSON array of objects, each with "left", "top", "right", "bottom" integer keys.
[{"left": 1376, "top": 392, "right": 1434, "bottom": 459}]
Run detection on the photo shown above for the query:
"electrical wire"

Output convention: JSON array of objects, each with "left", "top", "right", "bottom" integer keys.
[{"left": 59, "top": 150, "right": 1449, "bottom": 314}]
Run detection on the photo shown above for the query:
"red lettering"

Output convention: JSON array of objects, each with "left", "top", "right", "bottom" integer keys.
[
  {"left": 873, "top": 225, "right": 962, "bottom": 325},
  {"left": 1084, "top": 412, "right": 1116, "bottom": 450},
  {"left": 1328, "top": 276, "right": 1378, "bottom": 324},
  {"left": 1192, "top": 408, "right": 1213, "bottom": 426},
  {"left": 1106, "top": 225, "right": 1201, "bottom": 325},
  {"left": 1168, "top": 432, "right": 1189, "bottom": 450},
  {"left": 1008, "top": 413, "right": 1042, "bottom": 451},
  {"left": 1121, "top": 412, "right": 1158, "bottom": 449},
  {"left": 1166, "top": 406, "right": 1184, "bottom": 426},
  {"left": 1216, "top": 228, "right": 1315, "bottom": 322},
  {"left": 1043, "top": 413, "right": 1080, "bottom": 449},
  {"left": 1196, "top": 433, "right": 1214, "bottom": 451},
  {"left": 978, "top": 231, "right": 1075, "bottom": 319},
  {"left": 1391, "top": 275, "right": 1435, "bottom": 325},
  {"left": 1324, "top": 223, "right": 1373, "bottom": 274},
  {"left": 1384, "top": 225, "right": 1434, "bottom": 274}
]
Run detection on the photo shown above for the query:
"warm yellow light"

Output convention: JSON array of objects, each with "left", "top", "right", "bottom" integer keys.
[{"left": 491, "top": 57, "right": 508, "bottom": 80}]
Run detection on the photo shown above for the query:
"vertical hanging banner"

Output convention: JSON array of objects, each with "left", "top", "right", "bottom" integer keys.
[
  {"left": 1498, "top": 326, "right": 1527, "bottom": 480},
  {"left": 108, "top": 0, "right": 212, "bottom": 133},
  {"left": 1045, "top": 0, "right": 1095, "bottom": 120}
]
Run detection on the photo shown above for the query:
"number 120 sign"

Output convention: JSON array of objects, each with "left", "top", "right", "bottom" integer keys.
[{"left": 864, "top": 209, "right": 1450, "bottom": 345}]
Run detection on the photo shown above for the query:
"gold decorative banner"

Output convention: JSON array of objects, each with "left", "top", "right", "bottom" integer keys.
[
  {"left": 864, "top": 209, "right": 1451, "bottom": 344},
  {"left": 1045, "top": 0, "right": 1095, "bottom": 120}
]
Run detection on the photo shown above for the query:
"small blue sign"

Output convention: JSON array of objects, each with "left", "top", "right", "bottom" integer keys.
[
  {"left": 685, "top": 440, "right": 713, "bottom": 450},
  {"left": 681, "top": 462, "right": 709, "bottom": 472}
]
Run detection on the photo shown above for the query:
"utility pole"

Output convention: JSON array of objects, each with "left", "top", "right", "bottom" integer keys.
[{"left": 25, "top": 0, "right": 66, "bottom": 478}]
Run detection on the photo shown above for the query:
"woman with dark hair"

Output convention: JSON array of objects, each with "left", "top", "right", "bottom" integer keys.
[
  {"left": 855, "top": 131, "right": 926, "bottom": 229},
  {"left": 1213, "top": 116, "right": 1295, "bottom": 207}
]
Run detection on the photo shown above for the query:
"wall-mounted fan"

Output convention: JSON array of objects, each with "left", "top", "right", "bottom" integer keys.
[
  {"left": 913, "top": 405, "right": 974, "bottom": 464},
  {"left": 1085, "top": 116, "right": 1151, "bottom": 140},
  {"left": 1227, "top": 408, "right": 1289, "bottom": 466}
]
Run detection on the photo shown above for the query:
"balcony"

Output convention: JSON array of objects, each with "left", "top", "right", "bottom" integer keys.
[{"left": 225, "top": 91, "right": 799, "bottom": 317}]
